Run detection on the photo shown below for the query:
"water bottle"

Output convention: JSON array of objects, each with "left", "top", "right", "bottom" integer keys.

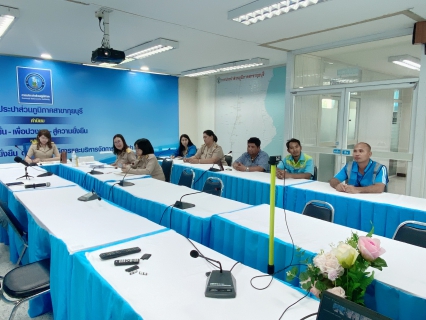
[{"left": 71, "top": 151, "right": 76, "bottom": 167}]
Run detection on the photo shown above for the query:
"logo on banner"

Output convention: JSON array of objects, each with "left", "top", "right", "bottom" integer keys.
[
  {"left": 25, "top": 73, "right": 46, "bottom": 92},
  {"left": 16, "top": 66, "right": 53, "bottom": 105}
]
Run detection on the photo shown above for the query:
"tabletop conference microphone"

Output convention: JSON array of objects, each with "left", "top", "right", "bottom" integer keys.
[
  {"left": 209, "top": 151, "right": 231, "bottom": 172},
  {"left": 189, "top": 250, "right": 236, "bottom": 298},
  {"left": 89, "top": 165, "right": 104, "bottom": 175},
  {"left": 173, "top": 191, "right": 203, "bottom": 209},
  {"left": 119, "top": 164, "right": 135, "bottom": 187},
  {"left": 25, "top": 182, "right": 51, "bottom": 189},
  {"left": 14, "top": 156, "right": 53, "bottom": 177}
]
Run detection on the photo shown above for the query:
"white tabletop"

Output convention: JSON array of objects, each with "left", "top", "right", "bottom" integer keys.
[
  {"left": 14, "top": 186, "right": 164, "bottom": 254},
  {"left": 87, "top": 230, "right": 320, "bottom": 319},
  {"left": 291, "top": 181, "right": 426, "bottom": 212},
  {"left": 219, "top": 204, "right": 426, "bottom": 299},
  {"left": 173, "top": 160, "right": 311, "bottom": 186},
  {"left": 107, "top": 178, "right": 251, "bottom": 218}
]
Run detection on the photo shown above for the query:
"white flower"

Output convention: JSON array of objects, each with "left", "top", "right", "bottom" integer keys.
[
  {"left": 313, "top": 251, "right": 344, "bottom": 280},
  {"left": 327, "top": 286, "right": 346, "bottom": 298}
]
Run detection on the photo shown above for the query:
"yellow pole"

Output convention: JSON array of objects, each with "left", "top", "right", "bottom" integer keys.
[{"left": 268, "top": 161, "right": 277, "bottom": 274}]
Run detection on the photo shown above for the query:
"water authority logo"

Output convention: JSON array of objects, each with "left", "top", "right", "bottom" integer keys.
[{"left": 25, "top": 73, "right": 46, "bottom": 92}]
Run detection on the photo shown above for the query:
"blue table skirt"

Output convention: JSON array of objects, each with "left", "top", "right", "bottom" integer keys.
[
  {"left": 106, "top": 184, "right": 219, "bottom": 246},
  {"left": 209, "top": 214, "right": 426, "bottom": 320},
  {"left": 285, "top": 185, "right": 426, "bottom": 238},
  {"left": 170, "top": 164, "right": 308, "bottom": 208},
  {"left": 51, "top": 229, "right": 168, "bottom": 320}
]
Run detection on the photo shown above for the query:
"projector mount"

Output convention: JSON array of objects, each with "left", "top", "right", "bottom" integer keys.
[{"left": 95, "top": 7, "right": 113, "bottom": 49}]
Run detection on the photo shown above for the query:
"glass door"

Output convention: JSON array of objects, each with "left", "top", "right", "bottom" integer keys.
[{"left": 291, "top": 81, "right": 416, "bottom": 195}]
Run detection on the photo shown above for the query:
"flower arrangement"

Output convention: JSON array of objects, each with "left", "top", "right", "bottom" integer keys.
[{"left": 286, "top": 227, "right": 387, "bottom": 305}]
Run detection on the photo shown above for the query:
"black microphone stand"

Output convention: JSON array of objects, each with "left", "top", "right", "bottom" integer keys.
[{"left": 17, "top": 167, "right": 33, "bottom": 180}]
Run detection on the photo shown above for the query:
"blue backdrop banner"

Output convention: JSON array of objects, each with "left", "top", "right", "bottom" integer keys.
[{"left": 0, "top": 55, "right": 179, "bottom": 163}]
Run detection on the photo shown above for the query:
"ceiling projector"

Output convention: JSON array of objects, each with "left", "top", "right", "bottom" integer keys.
[{"left": 91, "top": 47, "right": 125, "bottom": 64}]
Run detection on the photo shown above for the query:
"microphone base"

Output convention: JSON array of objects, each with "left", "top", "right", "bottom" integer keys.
[
  {"left": 78, "top": 192, "right": 100, "bottom": 201},
  {"left": 37, "top": 172, "right": 53, "bottom": 177},
  {"left": 173, "top": 201, "right": 195, "bottom": 209},
  {"left": 208, "top": 168, "right": 221, "bottom": 172},
  {"left": 205, "top": 270, "right": 236, "bottom": 299},
  {"left": 118, "top": 181, "right": 134, "bottom": 187},
  {"left": 89, "top": 170, "right": 104, "bottom": 175}
]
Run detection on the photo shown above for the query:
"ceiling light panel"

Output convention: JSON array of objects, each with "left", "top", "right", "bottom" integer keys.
[
  {"left": 0, "top": 5, "right": 19, "bottom": 38},
  {"left": 124, "top": 38, "right": 179, "bottom": 61},
  {"left": 388, "top": 55, "right": 421, "bottom": 71},
  {"left": 228, "top": 0, "right": 326, "bottom": 25},
  {"left": 181, "top": 58, "right": 269, "bottom": 77}
]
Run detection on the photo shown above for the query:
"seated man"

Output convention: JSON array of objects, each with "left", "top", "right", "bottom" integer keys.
[
  {"left": 233, "top": 137, "right": 269, "bottom": 172},
  {"left": 276, "top": 138, "right": 313, "bottom": 179},
  {"left": 329, "top": 142, "right": 388, "bottom": 194}
]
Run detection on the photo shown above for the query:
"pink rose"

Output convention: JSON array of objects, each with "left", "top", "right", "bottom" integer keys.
[
  {"left": 327, "top": 286, "right": 346, "bottom": 298},
  {"left": 358, "top": 236, "right": 386, "bottom": 262}
]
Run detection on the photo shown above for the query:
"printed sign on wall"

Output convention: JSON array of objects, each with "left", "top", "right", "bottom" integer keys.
[{"left": 16, "top": 67, "right": 53, "bottom": 105}]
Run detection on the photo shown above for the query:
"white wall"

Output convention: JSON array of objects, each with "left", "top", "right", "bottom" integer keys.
[{"left": 178, "top": 77, "right": 198, "bottom": 144}]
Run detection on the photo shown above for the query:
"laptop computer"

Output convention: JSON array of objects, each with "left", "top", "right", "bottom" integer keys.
[{"left": 316, "top": 291, "right": 391, "bottom": 320}]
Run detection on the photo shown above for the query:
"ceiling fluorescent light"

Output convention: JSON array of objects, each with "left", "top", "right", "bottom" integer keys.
[
  {"left": 124, "top": 38, "right": 179, "bottom": 60},
  {"left": 0, "top": 5, "right": 19, "bottom": 38},
  {"left": 388, "top": 55, "right": 421, "bottom": 71},
  {"left": 181, "top": 58, "right": 269, "bottom": 77},
  {"left": 229, "top": 0, "right": 327, "bottom": 25}
]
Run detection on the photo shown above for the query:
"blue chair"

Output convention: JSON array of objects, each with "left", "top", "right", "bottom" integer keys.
[
  {"left": 178, "top": 169, "right": 195, "bottom": 188},
  {"left": 161, "top": 159, "right": 173, "bottom": 183},
  {"left": 202, "top": 177, "right": 224, "bottom": 197},
  {"left": 302, "top": 200, "right": 334, "bottom": 223},
  {"left": 393, "top": 221, "right": 426, "bottom": 248}
]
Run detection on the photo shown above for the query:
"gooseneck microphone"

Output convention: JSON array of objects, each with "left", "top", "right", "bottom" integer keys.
[
  {"left": 189, "top": 249, "right": 236, "bottom": 298},
  {"left": 89, "top": 165, "right": 104, "bottom": 175},
  {"left": 25, "top": 182, "right": 51, "bottom": 189},
  {"left": 174, "top": 191, "right": 203, "bottom": 209},
  {"left": 15, "top": 145, "right": 25, "bottom": 156},
  {"left": 119, "top": 163, "right": 135, "bottom": 187},
  {"left": 190, "top": 250, "right": 222, "bottom": 273}
]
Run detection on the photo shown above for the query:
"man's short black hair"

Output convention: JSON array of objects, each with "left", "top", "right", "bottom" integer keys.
[
  {"left": 247, "top": 137, "right": 261, "bottom": 147},
  {"left": 286, "top": 138, "right": 301, "bottom": 149}
]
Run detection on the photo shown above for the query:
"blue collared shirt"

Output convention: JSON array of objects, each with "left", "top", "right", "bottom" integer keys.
[
  {"left": 334, "top": 160, "right": 388, "bottom": 186},
  {"left": 234, "top": 150, "right": 270, "bottom": 171},
  {"left": 277, "top": 152, "right": 314, "bottom": 176}
]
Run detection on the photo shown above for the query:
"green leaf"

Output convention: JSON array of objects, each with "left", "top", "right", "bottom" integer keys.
[
  {"left": 299, "top": 272, "right": 310, "bottom": 282},
  {"left": 315, "top": 281, "right": 327, "bottom": 291},
  {"left": 371, "top": 257, "right": 387, "bottom": 270},
  {"left": 366, "top": 224, "right": 375, "bottom": 237}
]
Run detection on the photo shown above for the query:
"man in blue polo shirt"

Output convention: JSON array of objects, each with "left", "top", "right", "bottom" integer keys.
[
  {"left": 330, "top": 142, "right": 388, "bottom": 193},
  {"left": 277, "top": 138, "right": 313, "bottom": 179},
  {"left": 233, "top": 137, "right": 269, "bottom": 172}
]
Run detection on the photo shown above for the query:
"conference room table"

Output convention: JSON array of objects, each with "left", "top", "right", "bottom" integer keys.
[
  {"left": 103, "top": 177, "right": 251, "bottom": 245},
  {"left": 68, "top": 229, "right": 320, "bottom": 320},
  {"left": 169, "top": 160, "right": 312, "bottom": 207},
  {"left": 209, "top": 204, "right": 426, "bottom": 320},
  {"left": 285, "top": 181, "right": 426, "bottom": 238},
  {"left": 13, "top": 185, "right": 166, "bottom": 318}
]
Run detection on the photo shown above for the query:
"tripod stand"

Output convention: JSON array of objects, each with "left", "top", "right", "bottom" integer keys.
[{"left": 16, "top": 167, "right": 33, "bottom": 180}]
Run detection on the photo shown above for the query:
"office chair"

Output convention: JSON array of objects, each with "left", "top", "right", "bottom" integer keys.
[
  {"left": 392, "top": 220, "right": 426, "bottom": 248},
  {"left": 0, "top": 259, "right": 51, "bottom": 320},
  {"left": 0, "top": 202, "right": 28, "bottom": 265},
  {"left": 202, "top": 177, "right": 224, "bottom": 197},
  {"left": 302, "top": 200, "right": 334, "bottom": 223},
  {"left": 161, "top": 159, "right": 173, "bottom": 183},
  {"left": 224, "top": 155, "right": 232, "bottom": 167},
  {"left": 313, "top": 165, "right": 318, "bottom": 181},
  {"left": 178, "top": 168, "right": 195, "bottom": 188}
]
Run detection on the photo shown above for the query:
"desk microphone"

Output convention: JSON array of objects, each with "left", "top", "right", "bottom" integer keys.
[
  {"left": 173, "top": 191, "right": 203, "bottom": 209},
  {"left": 89, "top": 165, "right": 104, "bottom": 175},
  {"left": 14, "top": 156, "right": 53, "bottom": 177},
  {"left": 189, "top": 249, "right": 236, "bottom": 298},
  {"left": 25, "top": 182, "right": 51, "bottom": 189},
  {"left": 78, "top": 189, "right": 101, "bottom": 201},
  {"left": 15, "top": 145, "right": 25, "bottom": 156},
  {"left": 118, "top": 164, "right": 135, "bottom": 187}
]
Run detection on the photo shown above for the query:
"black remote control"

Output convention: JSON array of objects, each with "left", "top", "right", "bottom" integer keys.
[
  {"left": 6, "top": 182, "right": 24, "bottom": 186},
  {"left": 114, "top": 259, "right": 140, "bottom": 266},
  {"left": 125, "top": 265, "right": 139, "bottom": 272},
  {"left": 99, "top": 247, "right": 141, "bottom": 260}
]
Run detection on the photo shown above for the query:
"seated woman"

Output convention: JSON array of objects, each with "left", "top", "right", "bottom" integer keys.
[
  {"left": 184, "top": 130, "right": 227, "bottom": 166},
  {"left": 121, "top": 138, "right": 165, "bottom": 181},
  {"left": 111, "top": 134, "right": 136, "bottom": 167},
  {"left": 25, "top": 129, "right": 60, "bottom": 164},
  {"left": 171, "top": 134, "right": 197, "bottom": 159}
]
